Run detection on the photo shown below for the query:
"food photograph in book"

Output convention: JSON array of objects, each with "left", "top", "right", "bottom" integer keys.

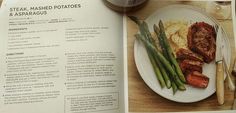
[{"left": 127, "top": 0, "right": 236, "bottom": 112}]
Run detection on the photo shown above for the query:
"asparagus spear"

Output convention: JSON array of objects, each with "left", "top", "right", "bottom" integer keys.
[
  {"left": 130, "top": 17, "right": 168, "bottom": 88},
  {"left": 137, "top": 22, "right": 172, "bottom": 88},
  {"left": 142, "top": 22, "right": 156, "bottom": 46},
  {"left": 148, "top": 50, "right": 166, "bottom": 88},
  {"left": 135, "top": 35, "right": 166, "bottom": 88},
  {"left": 129, "top": 16, "right": 186, "bottom": 91},
  {"left": 158, "top": 20, "right": 186, "bottom": 83},
  {"left": 171, "top": 81, "right": 178, "bottom": 94},
  {"left": 141, "top": 22, "right": 171, "bottom": 88},
  {"left": 153, "top": 54, "right": 172, "bottom": 88},
  {"left": 136, "top": 34, "right": 186, "bottom": 90},
  {"left": 154, "top": 24, "right": 185, "bottom": 91},
  {"left": 154, "top": 24, "right": 178, "bottom": 91},
  {"left": 154, "top": 24, "right": 169, "bottom": 59}
]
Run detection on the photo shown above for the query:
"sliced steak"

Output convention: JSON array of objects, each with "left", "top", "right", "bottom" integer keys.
[
  {"left": 186, "top": 71, "right": 209, "bottom": 88},
  {"left": 179, "top": 59, "right": 203, "bottom": 74},
  {"left": 176, "top": 48, "right": 204, "bottom": 62}
]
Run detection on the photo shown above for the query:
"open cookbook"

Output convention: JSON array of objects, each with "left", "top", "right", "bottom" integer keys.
[{"left": 0, "top": 0, "right": 236, "bottom": 113}]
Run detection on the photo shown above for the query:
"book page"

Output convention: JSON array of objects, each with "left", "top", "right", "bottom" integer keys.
[
  {"left": 126, "top": 0, "right": 236, "bottom": 112},
  {"left": 0, "top": 0, "right": 125, "bottom": 113}
]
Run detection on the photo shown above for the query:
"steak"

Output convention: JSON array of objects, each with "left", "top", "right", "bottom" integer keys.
[
  {"left": 175, "top": 48, "right": 209, "bottom": 88},
  {"left": 186, "top": 71, "right": 209, "bottom": 88},
  {"left": 176, "top": 48, "right": 204, "bottom": 62},
  {"left": 187, "top": 22, "right": 216, "bottom": 63},
  {"left": 179, "top": 59, "right": 203, "bottom": 74}
]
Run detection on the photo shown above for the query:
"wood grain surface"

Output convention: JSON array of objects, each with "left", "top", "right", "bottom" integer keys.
[{"left": 127, "top": 1, "right": 236, "bottom": 112}]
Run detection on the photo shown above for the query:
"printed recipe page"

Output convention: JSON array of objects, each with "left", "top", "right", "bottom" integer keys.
[{"left": 0, "top": 0, "right": 125, "bottom": 113}]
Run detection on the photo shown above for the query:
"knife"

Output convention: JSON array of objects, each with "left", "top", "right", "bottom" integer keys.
[{"left": 215, "top": 26, "right": 224, "bottom": 105}]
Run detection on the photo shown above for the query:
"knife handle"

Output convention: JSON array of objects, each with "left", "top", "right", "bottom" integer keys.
[{"left": 216, "top": 61, "right": 224, "bottom": 105}]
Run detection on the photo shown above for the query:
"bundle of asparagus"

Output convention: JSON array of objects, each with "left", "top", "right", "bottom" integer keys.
[{"left": 129, "top": 16, "right": 186, "bottom": 94}]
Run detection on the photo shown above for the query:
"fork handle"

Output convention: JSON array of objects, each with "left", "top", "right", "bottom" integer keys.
[{"left": 223, "top": 58, "right": 235, "bottom": 91}]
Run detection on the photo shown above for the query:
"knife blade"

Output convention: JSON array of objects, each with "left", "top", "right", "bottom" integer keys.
[{"left": 215, "top": 26, "right": 224, "bottom": 105}]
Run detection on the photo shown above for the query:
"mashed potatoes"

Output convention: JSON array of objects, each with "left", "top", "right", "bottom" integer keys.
[{"left": 163, "top": 20, "right": 189, "bottom": 52}]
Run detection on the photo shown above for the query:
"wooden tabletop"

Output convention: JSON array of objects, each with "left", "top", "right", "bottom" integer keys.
[{"left": 127, "top": 1, "right": 236, "bottom": 112}]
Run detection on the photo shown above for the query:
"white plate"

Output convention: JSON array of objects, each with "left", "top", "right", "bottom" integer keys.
[{"left": 134, "top": 5, "right": 231, "bottom": 103}]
